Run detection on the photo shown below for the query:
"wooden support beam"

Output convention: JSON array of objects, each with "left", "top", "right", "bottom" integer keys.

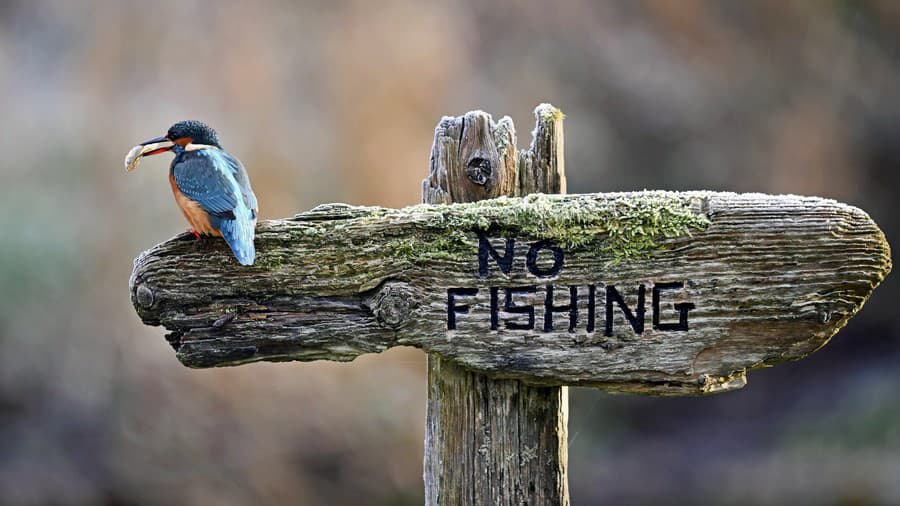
[{"left": 421, "top": 106, "right": 569, "bottom": 505}]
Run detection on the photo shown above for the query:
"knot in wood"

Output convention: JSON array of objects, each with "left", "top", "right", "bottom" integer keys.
[
  {"left": 465, "top": 157, "right": 492, "bottom": 187},
  {"left": 134, "top": 283, "right": 155, "bottom": 308},
  {"left": 370, "top": 282, "right": 414, "bottom": 329}
]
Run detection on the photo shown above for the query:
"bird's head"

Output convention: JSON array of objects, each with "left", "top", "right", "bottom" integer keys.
[{"left": 124, "top": 120, "right": 221, "bottom": 172}]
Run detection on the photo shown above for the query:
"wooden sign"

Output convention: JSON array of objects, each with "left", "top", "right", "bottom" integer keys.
[
  {"left": 129, "top": 105, "right": 892, "bottom": 505},
  {"left": 130, "top": 190, "right": 891, "bottom": 395}
]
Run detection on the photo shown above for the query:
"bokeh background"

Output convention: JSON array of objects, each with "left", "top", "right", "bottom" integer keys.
[{"left": 1, "top": 0, "right": 898, "bottom": 504}]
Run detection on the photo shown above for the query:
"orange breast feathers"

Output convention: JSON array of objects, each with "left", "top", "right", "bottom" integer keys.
[{"left": 169, "top": 172, "right": 221, "bottom": 236}]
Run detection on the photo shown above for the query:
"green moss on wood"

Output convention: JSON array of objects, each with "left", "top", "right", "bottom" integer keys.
[
  {"left": 389, "top": 229, "right": 475, "bottom": 264},
  {"left": 273, "top": 192, "right": 710, "bottom": 267},
  {"left": 408, "top": 191, "right": 709, "bottom": 264}
]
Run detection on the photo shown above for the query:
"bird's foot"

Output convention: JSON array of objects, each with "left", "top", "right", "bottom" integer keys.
[{"left": 188, "top": 229, "right": 202, "bottom": 240}]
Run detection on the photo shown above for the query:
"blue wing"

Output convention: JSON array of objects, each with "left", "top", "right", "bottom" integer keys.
[
  {"left": 226, "top": 151, "right": 258, "bottom": 215},
  {"left": 173, "top": 149, "right": 258, "bottom": 265}
]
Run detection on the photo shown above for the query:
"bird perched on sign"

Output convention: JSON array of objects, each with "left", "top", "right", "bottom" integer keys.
[{"left": 124, "top": 120, "right": 258, "bottom": 265}]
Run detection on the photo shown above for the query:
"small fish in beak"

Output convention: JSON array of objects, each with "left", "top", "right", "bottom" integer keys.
[{"left": 124, "top": 136, "right": 175, "bottom": 172}]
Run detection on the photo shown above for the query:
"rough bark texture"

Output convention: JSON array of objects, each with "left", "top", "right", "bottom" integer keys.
[
  {"left": 130, "top": 190, "right": 892, "bottom": 395},
  {"left": 421, "top": 106, "right": 569, "bottom": 506}
]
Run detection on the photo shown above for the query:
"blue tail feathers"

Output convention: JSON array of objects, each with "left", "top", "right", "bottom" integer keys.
[{"left": 219, "top": 209, "right": 256, "bottom": 266}]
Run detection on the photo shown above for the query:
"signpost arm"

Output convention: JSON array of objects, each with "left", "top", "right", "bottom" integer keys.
[{"left": 422, "top": 105, "right": 570, "bottom": 505}]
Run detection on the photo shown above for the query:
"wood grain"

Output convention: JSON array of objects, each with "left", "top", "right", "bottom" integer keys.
[
  {"left": 422, "top": 105, "right": 569, "bottom": 506},
  {"left": 130, "top": 189, "right": 891, "bottom": 395}
]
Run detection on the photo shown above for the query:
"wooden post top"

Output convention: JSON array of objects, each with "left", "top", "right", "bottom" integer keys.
[{"left": 130, "top": 190, "right": 891, "bottom": 395}]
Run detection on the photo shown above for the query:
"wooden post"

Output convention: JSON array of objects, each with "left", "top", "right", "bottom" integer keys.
[{"left": 421, "top": 105, "right": 569, "bottom": 505}]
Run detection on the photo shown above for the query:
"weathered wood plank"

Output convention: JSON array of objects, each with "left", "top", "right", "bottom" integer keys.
[
  {"left": 422, "top": 105, "right": 569, "bottom": 506},
  {"left": 130, "top": 189, "right": 891, "bottom": 395},
  {"left": 426, "top": 357, "right": 568, "bottom": 505}
]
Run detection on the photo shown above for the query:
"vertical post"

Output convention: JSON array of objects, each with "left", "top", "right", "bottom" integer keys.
[{"left": 422, "top": 104, "right": 569, "bottom": 505}]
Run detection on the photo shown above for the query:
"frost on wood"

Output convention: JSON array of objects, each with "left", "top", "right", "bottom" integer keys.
[{"left": 130, "top": 191, "right": 891, "bottom": 395}]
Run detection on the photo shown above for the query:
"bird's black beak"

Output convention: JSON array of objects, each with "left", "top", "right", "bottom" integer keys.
[
  {"left": 124, "top": 135, "right": 175, "bottom": 172},
  {"left": 139, "top": 135, "right": 173, "bottom": 149}
]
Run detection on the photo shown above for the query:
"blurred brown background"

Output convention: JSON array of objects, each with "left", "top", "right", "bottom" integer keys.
[{"left": 1, "top": 0, "right": 898, "bottom": 504}]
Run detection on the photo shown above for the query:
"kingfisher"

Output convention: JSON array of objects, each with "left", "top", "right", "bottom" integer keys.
[{"left": 125, "top": 120, "right": 258, "bottom": 265}]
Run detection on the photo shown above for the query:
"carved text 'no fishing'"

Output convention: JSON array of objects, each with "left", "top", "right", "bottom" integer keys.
[{"left": 447, "top": 234, "right": 696, "bottom": 336}]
